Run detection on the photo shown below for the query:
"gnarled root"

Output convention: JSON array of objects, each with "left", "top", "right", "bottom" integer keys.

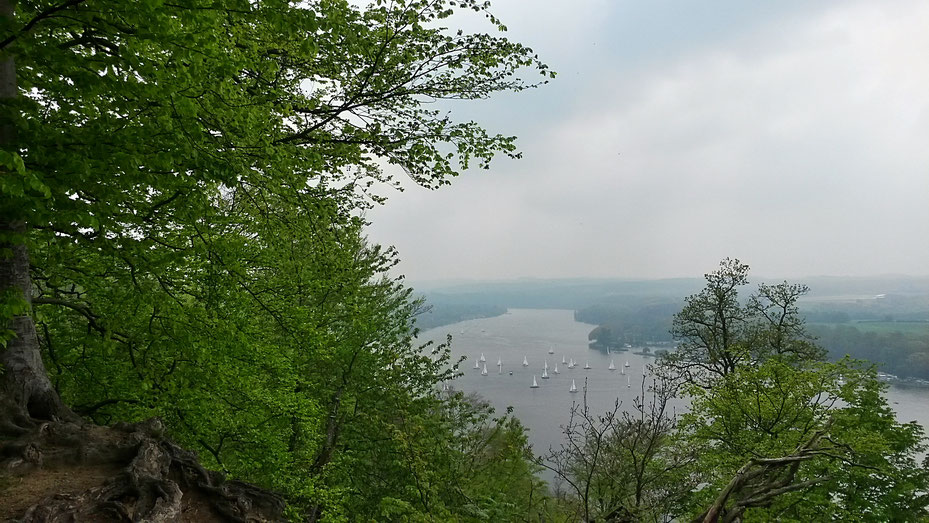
[{"left": 1, "top": 418, "right": 284, "bottom": 522}]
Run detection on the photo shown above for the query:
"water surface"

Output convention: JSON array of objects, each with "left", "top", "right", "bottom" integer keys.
[
  {"left": 424, "top": 309, "right": 675, "bottom": 461},
  {"left": 422, "top": 308, "right": 929, "bottom": 466}
]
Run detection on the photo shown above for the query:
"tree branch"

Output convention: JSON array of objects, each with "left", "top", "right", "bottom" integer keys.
[{"left": 0, "top": 0, "right": 87, "bottom": 51}]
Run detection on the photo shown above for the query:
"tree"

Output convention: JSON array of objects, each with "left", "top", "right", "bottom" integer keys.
[
  {"left": 543, "top": 379, "right": 696, "bottom": 522},
  {"left": 681, "top": 357, "right": 929, "bottom": 522},
  {"left": 1, "top": 0, "right": 552, "bottom": 517},
  {"left": 663, "top": 258, "right": 751, "bottom": 386},
  {"left": 1, "top": 0, "right": 71, "bottom": 424},
  {"left": 1, "top": 0, "right": 550, "bottom": 420},
  {"left": 656, "top": 260, "right": 929, "bottom": 521},
  {"left": 661, "top": 258, "right": 821, "bottom": 388},
  {"left": 746, "top": 281, "right": 823, "bottom": 362},
  {"left": 352, "top": 391, "right": 548, "bottom": 521}
]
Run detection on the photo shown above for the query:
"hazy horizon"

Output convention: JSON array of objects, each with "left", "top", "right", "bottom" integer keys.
[{"left": 411, "top": 272, "right": 929, "bottom": 286}]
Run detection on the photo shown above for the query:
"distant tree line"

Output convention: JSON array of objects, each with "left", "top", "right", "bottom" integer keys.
[
  {"left": 576, "top": 301, "right": 680, "bottom": 348},
  {"left": 811, "top": 325, "right": 929, "bottom": 380},
  {"left": 802, "top": 294, "right": 929, "bottom": 322},
  {"left": 578, "top": 293, "right": 929, "bottom": 380}
]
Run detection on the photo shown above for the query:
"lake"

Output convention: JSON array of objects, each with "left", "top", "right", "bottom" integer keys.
[{"left": 421, "top": 308, "right": 929, "bottom": 469}]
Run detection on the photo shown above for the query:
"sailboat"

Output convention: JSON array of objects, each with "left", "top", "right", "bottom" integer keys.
[
  {"left": 548, "top": 346, "right": 555, "bottom": 354},
  {"left": 626, "top": 374, "right": 631, "bottom": 388},
  {"left": 608, "top": 359, "right": 616, "bottom": 371},
  {"left": 522, "top": 355, "right": 529, "bottom": 367},
  {"left": 554, "top": 363, "right": 560, "bottom": 374},
  {"left": 562, "top": 355, "right": 567, "bottom": 364},
  {"left": 621, "top": 365, "right": 625, "bottom": 375},
  {"left": 497, "top": 357, "right": 502, "bottom": 366},
  {"left": 568, "top": 358, "right": 575, "bottom": 369},
  {"left": 624, "top": 361, "right": 630, "bottom": 368},
  {"left": 584, "top": 360, "right": 591, "bottom": 370},
  {"left": 544, "top": 359, "right": 549, "bottom": 370},
  {"left": 541, "top": 368, "right": 549, "bottom": 379},
  {"left": 481, "top": 363, "right": 488, "bottom": 376},
  {"left": 569, "top": 379, "right": 578, "bottom": 393},
  {"left": 474, "top": 360, "right": 480, "bottom": 369},
  {"left": 479, "top": 353, "right": 486, "bottom": 362},
  {"left": 531, "top": 375, "right": 539, "bottom": 388}
]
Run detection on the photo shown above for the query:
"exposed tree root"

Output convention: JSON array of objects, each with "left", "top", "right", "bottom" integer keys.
[{"left": 0, "top": 415, "right": 284, "bottom": 522}]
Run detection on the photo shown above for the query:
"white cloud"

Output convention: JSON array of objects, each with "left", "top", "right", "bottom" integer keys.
[{"left": 367, "top": 0, "right": 929, "bottom": 281}]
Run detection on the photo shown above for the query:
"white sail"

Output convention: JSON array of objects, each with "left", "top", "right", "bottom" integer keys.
[
  {"left": 569, "top": 358, "right": 575, "bottom": 368},
  {"left": 608, "top": 359, "right": 616, "bottom": 371},
  {"left": 474, "top": 360, "right": 480, "bottom": 369},
  {"left": 541, "top": 368, "right": 549, "bottom": 379},
  {"left": 554, "top": 363, "right": 560, "bottom": 374},
  {"left": 621, "top": 365, "right": 625, "bottom": 375},
  {"left": 544, "top": 359, "right": 549, "bottom": 370},
  {"left": 562, "top": 356, "right": 567, "bottom": 364},
  {"left": 481, "top": 363, "right": 488, "bottom": 376},
  {"left": 627, "top": 374, "right": 631, "bottom": 388},
  {"left": 531, "top": 375, "right": 539, "bottom": 388},
  {"left": 584, "top": 360, "right": 591, "bottom": 369},
  {"left": 624, "top": 361, "right": 630, "bottom": 367},
  {"left": 523, "top": 355, "right": 529, "bottom": 366},
  {"left": 479, "top": 353, "right": 486, "bottom": 362},
  {"left": 569, "top": 379, "right": 578, "bottom": 393},
  {"left": 497, "top": 357, "right": 502, "bottom": 366},
  {"left": 548, "top": 346, "right": 555, "bottom": 354}
]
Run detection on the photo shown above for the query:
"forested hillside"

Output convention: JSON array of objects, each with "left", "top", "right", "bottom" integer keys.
[
  {"left": 0, "top": 0, "right": 553, "bottom": 519},
  {"left": 812, "top": 325, "right": 929, "bottom": 380}
]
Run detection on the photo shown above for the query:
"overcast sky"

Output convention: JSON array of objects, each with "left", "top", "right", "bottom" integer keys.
[{"left": 365, "top": 0, "right": 929, "bottom": 283}]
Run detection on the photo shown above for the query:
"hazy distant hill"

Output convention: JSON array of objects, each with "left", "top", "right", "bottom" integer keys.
[
  {"left": 416, "top": 278, "right": 705, "bottom": 310},
  {"left": 414, "top": 275, "right": 929, "bottom": 311},
  {"left": 798, "top": 275, "right": 929, "bottom": 299}
]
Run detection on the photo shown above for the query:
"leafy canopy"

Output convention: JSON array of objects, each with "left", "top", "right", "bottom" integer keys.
[{"left": 3, "top": 0, "right": 553, "bottom": 518}]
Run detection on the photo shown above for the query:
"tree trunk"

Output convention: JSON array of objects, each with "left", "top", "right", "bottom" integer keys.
[
  {"left": 0, "top": 0, "right": 73, "bottom": 425},
  {"left": 0, "top": 221, "right": 73, "bottom": 423},
  {"left": 306, "top": 386, "right": 344, "bottom": 523}
]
